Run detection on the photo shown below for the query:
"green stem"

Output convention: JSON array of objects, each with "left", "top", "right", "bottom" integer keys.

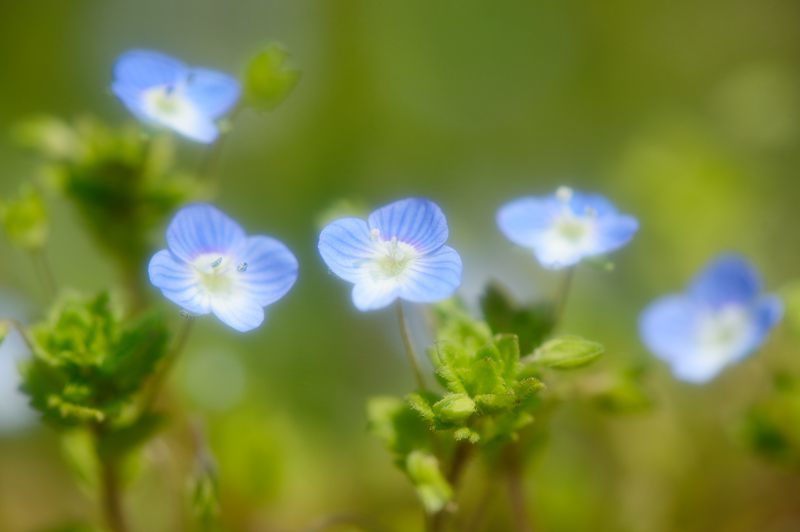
[
  {"left": 31, "top": 249, "right": 58, "bottom": 299},
  {"left": 196, "top": 105, "right": 244, "bottom": 180},
  {"left": 93, "top": 425, "right": 129, "bottom": 532},
  {"left": 552, "top": 267, "right": 575, "bottom": 330},
  {"left": 505, "top": 443, "right": 533, "bottom": 532},
  {"left": 143, "top": 317, "right": 194, "bottom": 410},
  {"left": 396, "top": 302, "right": 427, "bottom": 390}
]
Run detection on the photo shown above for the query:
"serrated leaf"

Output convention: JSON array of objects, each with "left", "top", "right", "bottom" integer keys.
[
  {"left": 243, "top": 44, "right": 300, "bottom": 111},
  {"left": 531, "top": 336, "right": 604, "bottom": 369}
]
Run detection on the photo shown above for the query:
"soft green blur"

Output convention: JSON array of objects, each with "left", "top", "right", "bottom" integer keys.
[{"left": 2, "top": 1, "right": 800, "bottom": 530}]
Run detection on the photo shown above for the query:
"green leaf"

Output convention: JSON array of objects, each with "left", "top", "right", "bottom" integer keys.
[
  {"left": 22, "top": 292, "right": 170, "bottom": 428},
  {"left": 0, "top": 184, "right": 49, "bottom": 250},
  {"left": 530, "top": 336, "right": 604, "bottom": 370},
  {"left": 242, "top": 44, "right": 301, "bottom": 111},
  {"left": 405, "top": 451, "right": 453, "bottom": 514},
  {"left": 480, "top": 281, "right": 555, "bottom": 355}
]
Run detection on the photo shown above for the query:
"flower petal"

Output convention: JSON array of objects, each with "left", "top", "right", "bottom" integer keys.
[
  {"left": 400, "top": 246, "right": 463, "bottom": 303},
  {"left": 166, "top": 204, "right": 246, "bottom": 262},
  {"left": 154, "top": 104, "right": 219, "bottom": 143},
  {"left": 148, "top": 249, "right": 210, "bottom": 315},
  {"left": 210, "top": 292, "right": 265, "bottom": 332},
  {"left": 496, "top": 196, "right": 561, "bottom": 249},
  {"left": 318, "top": 218, "right": 375, "bottom": 283},
  {"left": 368, "top": 198, "right": 448, "bottom": 254},
  {"left": 234, "top": 236, "right": 298, "bottom": 307},
  {"left": 567, "top": 192, "right": 618, "bottom": 217},
  {"left": 639, "top": 295, "right": 700, "bottom": 366},
  {"left": 689, "top": 255, "right": 762, "bottom": 307},
  {"left": 352, "top": 279, "right": 400, "bottom": 311},
  {"left": 113, "top": 49, "right": 185, "bottom": 91},
  {"left": 184, "top": 68, "right": 241, "bottom": 119},
  {"left": 590, "top": 215, "right": 639, "bottom": 256}
]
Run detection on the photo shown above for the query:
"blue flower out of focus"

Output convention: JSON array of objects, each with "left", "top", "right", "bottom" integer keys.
[
  {"left": 497, "top": 187, "right": 639, "bottom": 269},
  {"left": 112, "top": 50, "right": 240, "bottom": 143},
  {"left": 318, "top": 198, "right": 463, "bottom": 311},
  {"left": 640, "top": 255, "right": 782, "bottom": 383},
  {"left": 149, "top": 204, "right": 298, "bottom": 332}
]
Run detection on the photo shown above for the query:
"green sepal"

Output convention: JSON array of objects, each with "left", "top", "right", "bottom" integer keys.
[{"left": 405, "top": 450, "right": 453, "bottom": 514}]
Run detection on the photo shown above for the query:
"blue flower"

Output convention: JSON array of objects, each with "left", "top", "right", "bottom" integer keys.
[
  {"left": 112, "top": 50, "right": 240, "bottom": 143},
  {"left": 149, "top": 204, "right": 298, "bottom": 332},
  {"left": 497, "top": 187, "right": 638, "bottom": 269},
  {"left": 640, "top": 255, "right": 782, "bottom": 383},
  {"left": 318, "top": 198, "right": 463, "bottom": 311}
]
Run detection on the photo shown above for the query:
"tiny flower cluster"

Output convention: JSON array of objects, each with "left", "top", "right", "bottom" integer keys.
[{"left": 123, "top": 50, "right": 780, "bottom": 384}]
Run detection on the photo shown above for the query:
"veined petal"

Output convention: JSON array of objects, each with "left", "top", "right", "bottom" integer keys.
[
  {"left": 211, "top": 292, "right": 265, "bottom": 332},
  {"left": 368, "top": 198, "right": 448, "bottom": 254},
  {"left": 113, "top": 49, "right": 185, "bottom": 91},
  {"left": 400, "top": 246, "right": 462, "bottom": 303},
  {"left": 318, "top": 218, "right": 375, "bottom": 283},
  {"left": 352, "top": 278, "right": 401, "bottom": 311},
  {"left": 234, "top": 236, "right": 299, "bottom": 307},
  {"left": 496, "top": 196, "right": 561, "bottom": 249},
  {"left": 148, "top": 249, "right": 210, "bottom": 315},
  {"left": 184, "top": 68, "right": 241, "bottom": 119},
  {"left": 166, "top": 204, "right": 246, "bottom": 262},
  {"left": 690, "top": 255, "right": 762, "bottom": 307}
]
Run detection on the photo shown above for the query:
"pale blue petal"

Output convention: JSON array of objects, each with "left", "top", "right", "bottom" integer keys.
[
  {"left": 113, "top": 49, "right": 186, "bottom": 91},
  {"left": 639, "top": 295, "right": 699, "bottom": 365},
  {"left": 159, "top": 110, "right": 219, "bottom": 143},
  {"left": 166, "top": 204, "right": 246, "bottom": 262},
  {"left": 756, "top": 295, "right": 783, "bottom": 331},
  {"left": 211, "top": 294, "right": 265, "bottom": 332},
  {"left": 567, "top": 192, "right": 618, "bottom": 217},
  {"left": 110, "top": 82, "right": 151, "bottom": 123},
  {"left": 400, "top": 246, "right": 463, "bottom": 303},
  {"left": 352, "top": 279, "right": 401, "bottom": 311},
  {"left": 496, "top": 196, "right": 561, "bottom": 248},
  {"left": 318, "top": 218, "right": 375, "bottom": 283},
  {"left": 590, "top": 215, "right": 639, "bottom": 255},
  {"left": 234, "top": 236, "right": 298, "bottom": 307},
  {"left": 148, "top": 249, "right": 210, "bottom": 315},
  {"left": 368, "top": 198, "right": 448, "bottom": 254},
  {"left": 184, "top": 68, "right": 241, "bottom": 119},
  {"left": 671, "top": 357, "right": 728, "bottom": 384},
  {"left": 690, "top": 255, "right": 761, "bottom": 307}
]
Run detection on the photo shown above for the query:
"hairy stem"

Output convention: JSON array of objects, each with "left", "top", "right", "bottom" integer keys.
[
  {"left": 505, "top": 443, "right": 533, "bottom": 532},
  {"left": 93, "top": 424, "right": 129, "bottom": 532},
  {"left": 396, "top": 302, "right": 427, "bottom": 390}
]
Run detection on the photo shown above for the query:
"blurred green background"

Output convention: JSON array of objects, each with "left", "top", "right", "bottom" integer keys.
[{"left": 2, "top": 0, "right": 800, "bottom": 530}]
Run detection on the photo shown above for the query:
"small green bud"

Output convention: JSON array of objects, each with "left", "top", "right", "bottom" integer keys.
[
  {"left": 530, "top": 335, "right": 604, "bottom": 370},
  {"left": 242, "top": 44, "right": 300, "bottom": 111},
  {"left": 405, "top": 451, "right": 453, "bottom": 514},
  {"left": 433, "top": 393, "right": 476, "bottom": 424}
]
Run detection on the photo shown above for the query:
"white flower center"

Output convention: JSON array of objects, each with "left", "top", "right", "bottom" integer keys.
[
  {"left": 142, "top": 84, "right": 201, "bottom": 129},
  {"left": 696, "top": 305, "right": 754, "bottom": 363},
  {"left": 367, "top": 230, "right": 419, "bottom": 281},
  {"left": 192, "top": 253, "right": 239, "bottom": 297}
]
